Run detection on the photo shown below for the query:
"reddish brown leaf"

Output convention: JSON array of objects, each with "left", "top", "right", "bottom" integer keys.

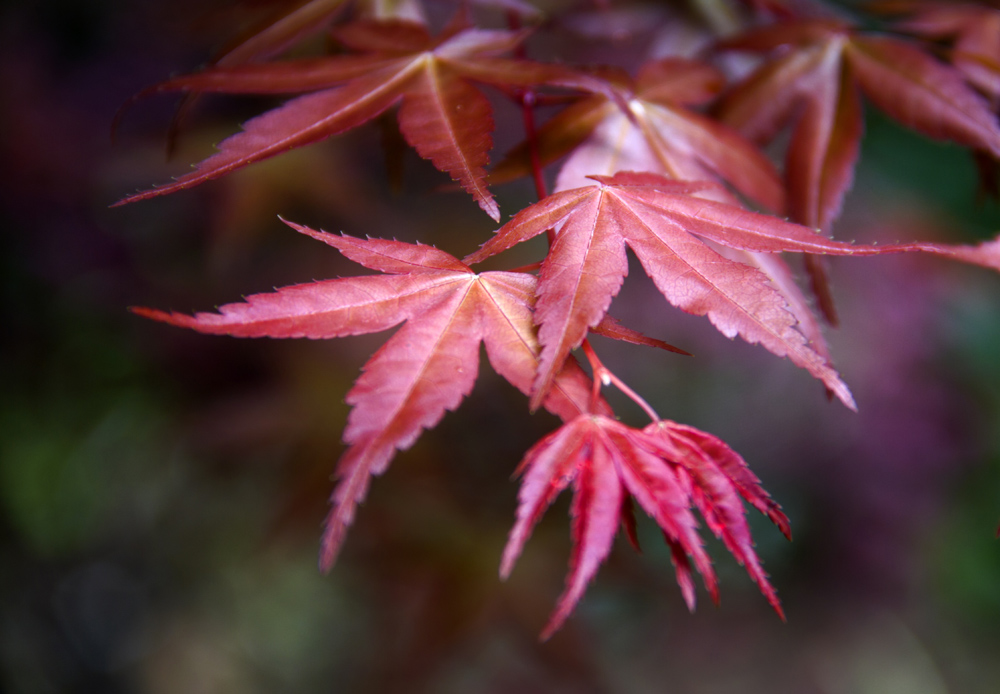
[
  {"left": 949, "top": 17, "right": 1000, "bottom": 103},
  {"left": 590, "top": 314, "right": 691, "bottom": 355},
  {"left": 847, "top": 35, "right": 1000, "bottom": 157},
  {"left": 716, "top": 43, "right": 825, "bottom": 145},
  {"left": 719, "top": 16, "right": 1000, "bottom": 323},
  {"left": 720, "top": 19, "right": 1000, "bottom": 235},
  {"left": 493, "top": 58, "right": 785, "bottom": 212},
  {"left": 786, "top": 52, "right": 863, "bottom": 231},
  {"left": 153, "top": 0, "right": 353, "bottom": 153},
  {"left": 872, "top": 2, "right": 1000, "bottom": 101},
  {"left": 635, "top": 58, "right": 724, "bottom": 106},
  {"left": 215, "top": 0, "right": 349, "bottom": 66},
  {"left": 116, "top": 20, "right": 613, "bottom": 220},
  {"left": 136, "top": 56, "right": 403, "bottom": 95},
  {"left": 332, "top": 15, "right": 433, "bottom": 52},
  {"left": 116, "top": 63, "right": 424, "bottom": 204},
  {"left": 782, "top": 53, "right": 862, "bottom": 320}
]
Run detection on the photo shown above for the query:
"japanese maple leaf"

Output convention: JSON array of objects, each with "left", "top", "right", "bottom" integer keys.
[
  {"left": 502, "top": 413, "right": 790, "bottom": 639},
  {"left": 147, "top": 0, "right": 352, "bottom": 154},
  {"left": 489, "top": 57, "right": 832, "bottom": 360},
  {"left": 717, "top": 18, "right": 1000, "bottom": 232},
  {"left": 159, "top": 0, "right": 528, "bottom": 145},
  {"left": 464, "top": 171, "right": 1000, "bottom": 411},
  {"left": 205, "top": 0, "right": 541, "bottom": 64},
  {"left": 116, "top": 18, "right": 613, "bottom": 221},
  {"left": 872, "top": 0, "right": 1000, "bottom": 198},
  {"left": 871, "top": 1, "right": 1000, "bottom": 104},
  {"left": 134, "top": 223, "right": 689, "bottom": 569},
  {"left": 211, "top": 0, "right": 349, "bottom": 67},
  {"left": 492, "top": 57, "right": 785, "bottom": 212}
]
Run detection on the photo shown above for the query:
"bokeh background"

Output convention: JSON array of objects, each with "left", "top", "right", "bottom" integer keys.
[{"left": 2, "top": 1, "right": 1000, "bottom": 692}]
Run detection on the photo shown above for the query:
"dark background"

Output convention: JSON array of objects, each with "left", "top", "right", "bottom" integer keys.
[{"left": 2, "top": 1, "right": 1000, "bottom": 692}]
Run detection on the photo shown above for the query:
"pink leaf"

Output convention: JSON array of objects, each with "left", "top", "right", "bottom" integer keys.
[
  {"left": 135, "top": 228, "right": 605, "bottom": 571},
  {"left": 504, "top": 414, "right": 790, "bottom": 637}
]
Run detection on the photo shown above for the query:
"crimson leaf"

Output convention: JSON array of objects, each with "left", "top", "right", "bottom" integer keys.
[
  {"left": 465, "top": 171, "right": 1000, "bottom": 410},
  {"left": 502, "top": 413, "right": 790, "bottom": 638}
]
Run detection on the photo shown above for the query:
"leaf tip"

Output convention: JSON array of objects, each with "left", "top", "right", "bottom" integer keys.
[
  {"left": 462, "top": 248, "right": 486, "bottom": 266},
  {"left": 498, "top": 543, "right": 519, "bottom": 581},
  {"left": 478, "top": 194, "right": 501, "bottom": 222},
  {"left": 539, "top": 600, "right": 577, "bottom": 641},
  {"left": 110, "top": 187, "right": 161, "bottom": 207},
  {"left": 281, "top": 217, "right": 309, "bottom": 234},
  {"left": 130, "top": 305, "right": 185, "bottom": 325},
  {"left": 826, "top": 377, "right": 858, "bottom": 411},
  {"left": 538, "top": 623, "right": 559, "bottom": 643},
  {"left": 707, "top": 582, "right": 721, "bottom": 607},
  {"left": 318, "top": 519, "right": 348, "bottom": 574},
  {"left": 527, "top": 388, "right": 549, "bottom": 414}
]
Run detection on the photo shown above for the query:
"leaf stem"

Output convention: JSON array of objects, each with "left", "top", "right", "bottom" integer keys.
[
  {"left": 507, "top": 10, "right": 552, "bottom": 243},
  {"left": 581, "top": 340, "right": 661, "bottom": 422},
  {"left": 520, "top": 88, "right": 549, "bottom": 203},
  {"left": 507, "top": 261, "right": 542, "bottom": 274}
]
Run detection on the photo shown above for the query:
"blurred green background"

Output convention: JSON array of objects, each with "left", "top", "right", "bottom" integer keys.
[{"left": 2, "top": 1, "right": 999, "bottom": 692}]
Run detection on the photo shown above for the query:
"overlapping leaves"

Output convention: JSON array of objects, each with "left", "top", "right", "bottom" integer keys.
[
  {"left": 872, "top": 1, "right": 1000, "bottom": 103},
  {"left": 123, "top": 1, "right": 1000, "bottom": 639},
  {"left": 135, "top": 224, "right": 648, "bottom": 570},
  {"left": 502, "top": 413, "right": 791, "bottom": 639},
  {"left": 492, "top": 57, "right": 785, "bottom": 211},
  {"left": 465, "top": 171, "right": 1000, "bottom": 411},
  {"left": 117, "top": 18, "right": 614, "bottom": 220},
  {"left": 718, "top": 17, "right": 1000, "bottom": 232}
]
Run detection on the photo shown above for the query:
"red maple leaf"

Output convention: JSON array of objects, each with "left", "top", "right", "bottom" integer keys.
[
  {"left": 116, "top": 18, "right": 615, "bottom": 220},
  {"left": 132, "top": 223, "right": 689, "bottom": 569},
  {"left": 502, "top": 413, "right": 791, "bottom": 639},
  {"left": 464, "top": 171, "right": 1000, "bottom": 410},
  {"left": 134, "top": 0, "right": 353, "bottom": 156},
  {"left": 872, "top": 1, "right": 1000, "bottom": 103},
  {"left": 717, "top": 17, "right": 1000, "bottom": 232},
  {"left": 870, "top": 1, "right": 1000, "bottom": 198},
  {"left": 492, "top": 57, "right": 785, "bottom": 212},
  {"left": 212, "top": 0, "right": 349, "bottom": 65}
]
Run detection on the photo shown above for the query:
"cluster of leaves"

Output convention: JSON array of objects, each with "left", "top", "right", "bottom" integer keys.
[{"left": 120, "top": 0, "right": 1000, "bottom": 637}]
